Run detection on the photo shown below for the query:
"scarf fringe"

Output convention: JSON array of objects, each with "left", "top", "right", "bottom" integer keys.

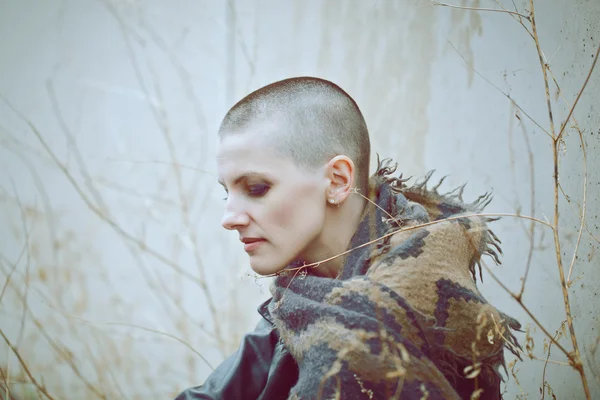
[
  {"left": 372, "top": 156, "right": 522, "bottom": 382},
  {"left": 373, "top": 156, "right": 504, "bottom": 284}
]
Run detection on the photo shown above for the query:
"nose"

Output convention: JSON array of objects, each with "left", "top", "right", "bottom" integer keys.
[{"left": 221, "top": 198, "right": 251, "bottom": 230}]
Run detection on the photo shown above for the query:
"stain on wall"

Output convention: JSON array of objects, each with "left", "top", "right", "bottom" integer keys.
[{"left": 0, "top": 0, "right": 598, "bottom": 398}]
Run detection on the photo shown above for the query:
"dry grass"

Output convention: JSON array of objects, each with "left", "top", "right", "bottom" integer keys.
[{"left": 0, "top": 0, "right": 598, "bottom": 398}]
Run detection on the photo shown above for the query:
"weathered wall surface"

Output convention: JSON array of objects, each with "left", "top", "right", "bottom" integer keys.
[{"left": 0, "top": 0, "right": 598, "bottom": 398}]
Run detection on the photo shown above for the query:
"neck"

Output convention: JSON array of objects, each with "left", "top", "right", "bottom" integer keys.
[{"left": 311, "top": 195, "right": 367, "bottom": 278}]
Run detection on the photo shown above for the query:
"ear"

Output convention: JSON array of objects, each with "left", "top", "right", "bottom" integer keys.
[{"left": 325, "top": 155, "right": 355, "bottom": 205}]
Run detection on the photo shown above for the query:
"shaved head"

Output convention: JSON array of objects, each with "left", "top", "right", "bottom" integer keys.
[{"left": 218, "top": 77, "right": 371, "bottom": 193}]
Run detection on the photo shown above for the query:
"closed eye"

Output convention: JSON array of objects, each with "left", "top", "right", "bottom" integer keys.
[{"left": 248, "top": 183, "right": 270, "bottom": 197}]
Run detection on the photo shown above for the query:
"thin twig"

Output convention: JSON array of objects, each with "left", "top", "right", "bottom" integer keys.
[
  {"left": 83, "top": 319, "right": 215, "bottom": 370},
  {"left": 354, "top": 188, "right": 402, "bottom": 227},
  {"left": 529, "top": 0, "right": 590, "bottom": 396},
  {"left": 493, "top": 0, "right": 535, "bottom": 40},
  {"left": 0, "top": 242, "right": 27, "bottom": 305},
  {"left": 541, "top": 321, "right": 568, "bottom": 399},
  {"left": 47, "top": 79, "right": 109, "bottom": 212},
  {"left": 0, "top": 330, "right": 57, "bottom": 400},
  {"left": 432, "top": 1, "right": 531, "bottom": 19},
  {"left": 8, "top": 177, "right": 33, "bottom": 350},
  {"left": 0, "top": 94, "right": 206, "bottom": 289},
  {"left": 262, "top": 210, "right": 554, "bottom": 278},
  {"left": 445, "top": 38, "right": 553, "bottom": 139},
  {"left": 529, "top": 0, "right": 556, "bottom": 138},
  {"left": 491, "top": 315, "right": 569, "bottom": 369},
  {"left": 0, "top": 270, "right": 107, "bottom": 398},
  {"left": 1, "top": 249, "right": 216, "bottom": 371},
  {"left": 558, "top": 183, "right": 600, "bottom": 245},
  {"left": 106, "top": 158, "right": 215, "bottom": 175},
  {"left": 544, "top": 65, "right": 591, "bottom": 282},
  {"left": 565, "top": 125, "right": 587, "bottom": 284},
  {"left": 0, "top": 367, "right": 17, "bottom": 400},
  {"left": 556, "top": 43, "right": 600, "bottom": 141},
  {"left": 516, "top": 110, "right": 537, "bottom": 300},
  {"left": 100, "top": 0, "right": 225, "bottom": 354},
  {"left": 480, "top": 261, "right": 573, "bottom": 363}
]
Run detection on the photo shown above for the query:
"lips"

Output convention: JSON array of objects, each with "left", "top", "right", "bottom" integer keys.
[{"left": 241, "top": 238, "right": 266, "bottom": 252}]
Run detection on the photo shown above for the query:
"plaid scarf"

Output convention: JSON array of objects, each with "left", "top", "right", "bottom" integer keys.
[{"left": 269, "top": 158, "right": 521, "bottom": 399}]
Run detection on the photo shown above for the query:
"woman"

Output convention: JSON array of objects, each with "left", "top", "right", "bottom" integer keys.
[{"left": 175, "top": 77, "right": 519, "bottom": 399}]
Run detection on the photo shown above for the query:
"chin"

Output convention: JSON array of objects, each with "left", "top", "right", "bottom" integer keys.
[
  {"left": 249, "top": 256, "right": 289, "bottom": 276},
  {"left": 249, "top": 260, "right": 279, "bottom": 276}
]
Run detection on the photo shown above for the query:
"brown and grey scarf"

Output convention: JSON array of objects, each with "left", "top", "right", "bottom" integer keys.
[{"left": 268, "top": 158, "right": 521, "bottom": 400}]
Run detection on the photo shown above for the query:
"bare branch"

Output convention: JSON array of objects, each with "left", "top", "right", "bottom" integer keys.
[
  {"left": 445, "top": 38, "right": 553, "bottom": 139},
  {"left": 528, "top": 0, "right": 590, "bottom": 395},
  {"left": 106, "top": 158, "right": 215, "bottom": 175},
  {"left": 46, "top": 79, "right": 109, "bottom": 213},
  {"left": 259, "top": 210, "right": 555, "bottom": 279},
  {"left": 541, "top": 320, "right": 568, "bottom": 399},
  {"left": 516, "top": 111, "right": 537, "bottom": 300},
  {"left": 480, "top": 260, "right": 573, "bottom": 363},
  {"left": 0, "top": 330, "right": 57, "bottom": 400},
  {"left": 556, "top": 43, "right": 600, "bottom": 141},
  {"left": 564, "top": 127, "right": 587, "bottom": 284},
  {"left": 432, "top": 1, "right": 531, "bottom": 20},
  {"left": 529, "top": 0, "right": 556, "bottom": 138}
]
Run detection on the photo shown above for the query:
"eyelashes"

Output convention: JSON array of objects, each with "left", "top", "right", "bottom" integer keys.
[
  {"left": 221, "top": 183, "right": 270, "bottom": 201},
  {"left": 222, "top": 187, "right": 229, "bottom": 201},
  {"left": 247, "top": 183, "right": 270, "bottom": 197}
]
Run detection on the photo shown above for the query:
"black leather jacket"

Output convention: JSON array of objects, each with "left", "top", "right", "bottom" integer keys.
[
  {"left": 174, "top": 296, "right": 498, "bottom": 400},
  {"left": 174, "top": 299, "right": 298, "bottom": 400}
]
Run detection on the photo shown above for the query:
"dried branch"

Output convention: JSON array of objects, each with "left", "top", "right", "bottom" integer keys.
[
  {"left": 260, "top": 210, "right": 555, "bottom": 279},
  {"left": 480, "top": 260, "right": 573, "bottom": 363},
  {"left": 558, "top": 183, "right": 599, "bottom": 246},
  {"left": 493, "top": 0, "right": 535, "bottom": 40},
  {"left": 0, "top": 94, "right": 206, "bottom": 289},
  {"left": 528, "top": 0, "right": 591, "bottom": 395},
  {"left": 0, "top": 241, "right": 27, "bottom": 305},
  {"left": 543, "top": 63, "right": 590, "bottom": 284},
  {"left": 529, "top": 0, "right": 556, "bottom": 138},
  {"left": 106, "top": 158, "right": 215, "bottom": 175},
  {"left": 556, "top": 43, "right": 600, "bottom": 141},
  {"left": 0, "top": 265, "right": 107, "bottom": 398},
  {"left": 541, "top": 321, "right": 568, "bottom": 399},
  {"left": 564, "top": 125, "right": 587, "bottom": 285},
  {"left": 1, "top": 240, "right": 216, "bottom": 374},
  {"left": 46, "top": 79, "right": 109, "bottom": 213},
  {"left": 515, "top": 110, "right": 537, "bottom": 301},
  {"left": 432, "top": 1, "right": 531, "bottom": 20},
  {"left": 444, "top": 38, "right": 553, "bottom": 139},
  {"left": 0, "top": 367, "right": 17, "bottom": 400},
  {"left": 99, "top": 0, "right": 225, "bottom": 353},
  {"left": 0, "top": 330, "right": 57, "bottom": 400}
]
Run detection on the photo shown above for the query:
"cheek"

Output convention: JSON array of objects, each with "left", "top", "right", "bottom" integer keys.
[{"left": 269, "top": 190, "right": 324, "bottom": 235}]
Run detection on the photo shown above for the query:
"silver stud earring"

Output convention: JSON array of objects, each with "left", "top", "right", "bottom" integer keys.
[{"left": 329, "top": 199, "right": 335, "bottom": 204}]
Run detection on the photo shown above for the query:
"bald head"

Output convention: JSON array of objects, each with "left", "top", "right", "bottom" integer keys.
[{"left": 218, "top": 77, "right": 371, "bottom": 192}]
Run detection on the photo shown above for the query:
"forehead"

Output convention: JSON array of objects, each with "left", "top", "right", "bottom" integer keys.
[{"left": 217, "top": 130, "right": 295, "bottom": 182}]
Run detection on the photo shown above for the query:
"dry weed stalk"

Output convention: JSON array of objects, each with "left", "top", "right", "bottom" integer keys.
[
  {"left": 431, "top": 0, "right": 599, "bottom": 397},
  {"left": 1, "top": 0, "right": 597, "bottom": 398},
  {"left": 1, "top": 2, "right": 223, "bottom": 395},
  {"left": 275, "top": 0, "right": 599, "bottom": 397},
  {"left": 99, "top": 0, "right": 225, "bottom": 354}
]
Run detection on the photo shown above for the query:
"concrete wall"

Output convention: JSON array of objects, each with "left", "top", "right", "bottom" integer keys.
[{"left": 0, "top": 0, "right": 598, "bottom": 398}]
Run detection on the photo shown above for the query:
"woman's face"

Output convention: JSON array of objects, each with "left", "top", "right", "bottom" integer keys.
[{"left": 217, "top": 131, "right": 329, "bottom": 276}]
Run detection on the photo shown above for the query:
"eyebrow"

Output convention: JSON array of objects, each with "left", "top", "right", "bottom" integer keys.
[{"left": 218, "top": 172, "right": 266, "bottom": 188}]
